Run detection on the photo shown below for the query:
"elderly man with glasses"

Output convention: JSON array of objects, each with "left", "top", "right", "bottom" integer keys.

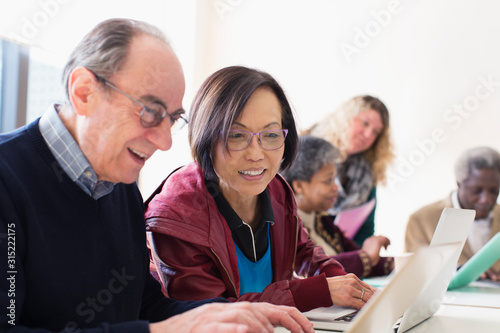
[{"left": 0, "top": 19, "right": 313, "bottom": 333}]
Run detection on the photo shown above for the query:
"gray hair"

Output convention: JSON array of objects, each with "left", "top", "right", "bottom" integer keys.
[
  {"left": 455, "top": 146, "right": 500, "bottom": 183},
  {"left": 282, "top": 136, "right": 341, "bottom": 190},
  {"left": 62, "top": 18, "right": 169, "bottom": 102}
]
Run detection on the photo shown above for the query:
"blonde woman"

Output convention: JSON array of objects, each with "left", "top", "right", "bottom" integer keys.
[{"left": 308, "top": 95, "right": 394, "bottom": 245}]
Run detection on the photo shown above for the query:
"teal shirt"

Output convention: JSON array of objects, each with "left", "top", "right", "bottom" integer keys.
[{"left": 235, "top": 225, "right": 273, "bottom": 295}]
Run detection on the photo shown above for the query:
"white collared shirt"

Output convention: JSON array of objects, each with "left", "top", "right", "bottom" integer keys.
[{"left": 451, "top": 190, "right": 492, "bottom": 253}]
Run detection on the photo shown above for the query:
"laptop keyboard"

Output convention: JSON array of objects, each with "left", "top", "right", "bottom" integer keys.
[{"left": 333, "top": 310, "right": 359, "bottom": 322}]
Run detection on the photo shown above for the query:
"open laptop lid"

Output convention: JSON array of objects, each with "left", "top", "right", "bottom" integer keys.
[
  {"left": 347, "top": 243, "right": 461, "bottom": 333},
  {"left": 397, "top": 207, "right": 476, "bottom": 332},
  {"left": 448, "top": 231, "right": 500, "bottom": 290},
  {"left": 306, "top": 243, "right": 461, "bottom": 333}
]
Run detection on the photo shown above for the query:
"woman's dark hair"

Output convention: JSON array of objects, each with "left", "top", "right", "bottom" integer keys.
[{"left": 189, "top": 65, "right": 298, "bottom": 181}]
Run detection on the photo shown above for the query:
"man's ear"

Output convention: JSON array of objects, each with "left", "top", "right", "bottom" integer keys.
[
  {"left": 68, "top": 67, "right": 99, "bottom": 116},
  {"left": 291, "top": 179, "right": 303, "bottom": 194}
]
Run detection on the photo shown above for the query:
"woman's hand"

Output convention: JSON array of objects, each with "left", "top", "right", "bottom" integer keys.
[
  {"left": 361, "top": 236, "right": 391, "bottom": 266},
  {"left": 326, "top": 273, "right": 377, "bottom": 310}
]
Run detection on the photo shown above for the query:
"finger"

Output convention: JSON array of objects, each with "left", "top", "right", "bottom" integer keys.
[
  {"left": 269, "top": 306, "right": 314, "bottom": 333},
  {"left": 202, "top": 322, "right": 251, "bottom": 333},
  {"left": 359, "top": 279, "right": 378, "bottom": 293},
  {"left": 349, "top": 297, "right": 367, "bottom": 310},
  {"left": 352, "top": 285, "right": 375, "bottom": 304},
  {"left": 342, "top": 275, "right": 376, "bottom": 296},
  {"left": 212, "top": 303, "right": 272, "bottom": 332},
  {"left": 344, "top": 273, "right": 364, "bottom": 284},
  {"left": 485, "top": 270, "right": 499, "bottom": 281},
  {"left": 283, "top": 307, "right": 315, "bottom": 333},
  {"left": 242, "top": 303, "right": 274, "bottom": 332},
  {"left": 361, "top": 289, "right": 375, "bottom": 302},
  {"left": 358, "top": 288, "right": 365, "bottom": 300}
]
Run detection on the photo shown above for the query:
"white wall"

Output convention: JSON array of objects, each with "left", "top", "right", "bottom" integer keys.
[
  {"left": 2, "top": 0, "right": 500, "bottom": 253},
  {"left": 166, "top": 0, "right": 500, "bottom": 254}
]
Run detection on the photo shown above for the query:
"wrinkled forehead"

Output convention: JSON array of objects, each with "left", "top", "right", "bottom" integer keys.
[
  {"left": 461, "top": 167, "right": 500, "bottom": 186},
  {"left": 115, "top": 35, "right": 185, "bottom": 107}
]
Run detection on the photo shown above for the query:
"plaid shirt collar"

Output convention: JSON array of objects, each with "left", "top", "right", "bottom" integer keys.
[{"left": 39, "top": 105, "right": 114, "bottom": 199}]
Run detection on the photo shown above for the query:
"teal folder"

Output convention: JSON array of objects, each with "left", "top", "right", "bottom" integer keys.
[{"left": 448, "top": 232, "right": 500, "bottom": 290}]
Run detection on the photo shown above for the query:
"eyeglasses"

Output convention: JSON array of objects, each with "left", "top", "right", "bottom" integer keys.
[
  {"left": 223, "top": 129, "right": 288, "bottom": 151},
  {"left": 91, "top": 71, "right": 187, "bottom": 133}
]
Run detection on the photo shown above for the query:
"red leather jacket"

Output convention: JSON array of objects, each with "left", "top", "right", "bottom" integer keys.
[{"left": 145, "top": 162, "right": 346, "bottom": 312}]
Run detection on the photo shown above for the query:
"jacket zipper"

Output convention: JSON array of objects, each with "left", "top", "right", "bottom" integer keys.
[
  {"left": 292, "top": 215, "right": 298, "bottom": 275},
  {"left": 210, "top": 217, "right": 299, "bottom": 296},
  {"left": 210, "top": 248, "right": 238, "bottom": 296},
  {"left": 242, "top": 221, "right": 257, "bottom": 262}
]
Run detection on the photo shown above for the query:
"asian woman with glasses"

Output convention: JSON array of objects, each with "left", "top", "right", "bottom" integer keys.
[{"left": 144, "top": 66, "right": 375, "bottom": 312}]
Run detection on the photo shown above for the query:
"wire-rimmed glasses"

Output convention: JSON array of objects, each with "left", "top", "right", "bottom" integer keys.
[{"left": 90, "top": 71, "right": 187, "bottom": 133}]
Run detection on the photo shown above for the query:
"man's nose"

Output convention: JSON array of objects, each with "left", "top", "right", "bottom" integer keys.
[{"left": 147, "top": 120, "right": 173, "bottom": 151}]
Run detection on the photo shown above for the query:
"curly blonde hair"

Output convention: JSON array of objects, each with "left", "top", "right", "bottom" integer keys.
[{"left": 306, "top": 95, "right": 394, "bottom": 185}]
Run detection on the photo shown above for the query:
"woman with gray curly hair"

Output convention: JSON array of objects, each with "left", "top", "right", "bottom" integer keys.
[
  {"left": 282, "top": 136, "right": 393, "bottom": 278},
  {"left": 307, "top": 95, "right": 394, "bottom": 246}
]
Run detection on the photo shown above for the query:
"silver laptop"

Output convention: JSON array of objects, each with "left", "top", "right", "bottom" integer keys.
[
  {"left": 304, "top": 242, "right": 461, "bottom": 333},
  {"left": 397, "top": 207, "right": 476, "bottom": 332}
]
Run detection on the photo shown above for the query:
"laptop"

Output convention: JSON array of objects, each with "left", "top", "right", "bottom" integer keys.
[
  {"left": 396, "top": 207, "right": 476, "bottom": 332},
  {"left": 304, "top": 242, "right": 461, "bottom": 333},
  {"left": 448, "top": 231, "right": 500, "bottom": 290}
]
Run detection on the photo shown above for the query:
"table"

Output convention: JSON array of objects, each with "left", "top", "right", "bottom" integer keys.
[
  {"left": 405, "top": 304, "right": 500, "bottom": 332},
  {"left": 443, "top": 280, "right": 500, "bottom": 308},
  {"left": 275, "top": 280, "right": 500, "bottom": 332}
]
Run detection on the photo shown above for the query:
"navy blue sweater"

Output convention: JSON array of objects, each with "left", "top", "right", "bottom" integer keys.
[{"left": 0, "top": 120, "right": 219, "bottom": 332}]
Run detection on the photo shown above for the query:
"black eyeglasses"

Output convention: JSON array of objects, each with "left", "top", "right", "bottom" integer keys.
[
  {"left": 90, "top": 71, "right": 187, "bottom": 133},
  {"left": 222, "top": 129, "right": 288, "bottom": 151}
]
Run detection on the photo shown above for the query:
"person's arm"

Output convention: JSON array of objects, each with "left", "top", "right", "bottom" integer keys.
[
  {"left": 293, "top": 218, "right": 376, "bottom": 310},
  {"left": 149, "top": 302, "right": 314, "bottom": 333},
  {"left": 333, "top": 251, "right": 370, "bottom": 277},
  {"left": 150, "top": 231, "right": 336, "bottom": 312},
  {"left": 139, "top": 267, "right": 228, "bottom": 322},
  {"left": 368, "top": 256, "right": 394, "bottom": 277},
  {"left": 329, "top": 224, "right": 393, "bottom": 277}
]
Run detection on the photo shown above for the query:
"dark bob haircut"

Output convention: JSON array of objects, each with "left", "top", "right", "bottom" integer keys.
[{"left": 189, "top": 65, "right": 298, "bottom": 181}]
